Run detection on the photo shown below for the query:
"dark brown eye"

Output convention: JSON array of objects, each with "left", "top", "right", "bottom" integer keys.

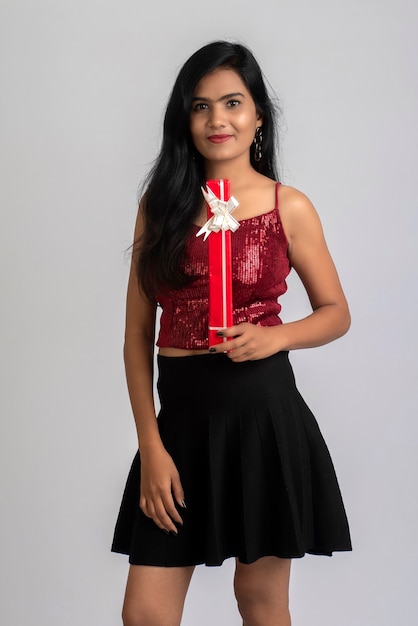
[{"left": 192, "top": 102, "right": 208, "bottom": 112}]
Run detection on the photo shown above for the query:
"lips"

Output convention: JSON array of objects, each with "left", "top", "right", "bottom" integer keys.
[{"left": 207, "top": 135, "right": 232, "bottom": 144}]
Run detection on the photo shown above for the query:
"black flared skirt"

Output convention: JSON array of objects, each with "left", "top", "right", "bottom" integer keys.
[{"left": 111, "top": 351, "right": 351, "bottom": 566}]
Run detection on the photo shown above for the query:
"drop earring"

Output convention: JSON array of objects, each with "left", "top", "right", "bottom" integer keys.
[{"left": 253, "top": 126, "right": 263, "bottom": 162}]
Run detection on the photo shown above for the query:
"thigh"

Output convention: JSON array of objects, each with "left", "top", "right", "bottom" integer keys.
[
  {"left": 122, "top": 564, "right": 195, "bottom": 626},
  {"left": 234, "top": 556, "right": 291, "bottom": 603}
]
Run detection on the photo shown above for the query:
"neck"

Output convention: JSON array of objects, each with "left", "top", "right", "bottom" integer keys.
[{"left": 204, "top": 156, "right": 256, "bottom": 186}]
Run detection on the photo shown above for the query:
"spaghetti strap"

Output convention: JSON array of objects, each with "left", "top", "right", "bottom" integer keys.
[
  {"left": 275, "top": 181, "right": 281, "bottom": 211},
  {"left": 275, "top": 181, "right": 290, "bottom": 251}
]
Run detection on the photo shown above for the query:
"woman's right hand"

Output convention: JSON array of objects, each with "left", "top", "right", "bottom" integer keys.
[{"left": 139, "top": 443, "right": 186, "bottom": 534}]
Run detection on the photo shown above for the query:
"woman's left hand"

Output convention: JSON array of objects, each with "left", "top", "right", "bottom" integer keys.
[{"left": 209, "top": 323, "right": 284, "bottom": 362}]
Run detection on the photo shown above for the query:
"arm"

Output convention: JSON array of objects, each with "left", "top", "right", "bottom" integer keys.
[
  {"left": 274, "top": 184, "right": 351, "bottom": 349},
  {"left": 211, "top": 185, "right": 351, "bottom": 361},
  {"left": 124, "top": 206, "right": 185, "bottom": 532}
]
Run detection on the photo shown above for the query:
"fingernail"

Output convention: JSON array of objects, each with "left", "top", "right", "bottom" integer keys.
[
  {"left": 163, "top": 529, "right": 170, "bottom": 535},
  {"left": 209, "top": 347, "right": 216, "bottom": 353},
  {"left": 181, "top": 499, "right": 187, "bottom": 509},
  {"left": 170, "top": 530, "right": 178, "bottom": 537},
  {"left": 216, "top": 331, "right": 223, "bottom": 337}
]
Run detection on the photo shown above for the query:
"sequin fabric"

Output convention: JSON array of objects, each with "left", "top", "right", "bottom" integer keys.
[{"left": 156, "top": 190, "right": 291, "bottom": 350}]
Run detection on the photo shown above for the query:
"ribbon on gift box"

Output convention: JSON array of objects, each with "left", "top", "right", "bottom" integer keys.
[
  {"left": 196, "top": 186, "right": 240, "bottom": 240},
  {"left": 196, "top": 179, "right": 240, "bottom": 346}
]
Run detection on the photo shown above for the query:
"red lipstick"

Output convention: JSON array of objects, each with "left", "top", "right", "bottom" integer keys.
[{"left": 207, "top": 135, "right": 232, "bottom": 143}]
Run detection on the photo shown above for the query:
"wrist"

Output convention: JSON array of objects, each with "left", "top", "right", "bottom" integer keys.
[
  {"left": 137, "top": 427, "right": 164, "bottom": 452},
  {"left": 270, "top": 323, "right": 289, "bottom": 352}
]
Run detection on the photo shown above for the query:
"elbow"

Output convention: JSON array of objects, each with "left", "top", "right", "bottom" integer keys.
[
  {"left": 338, "top": 304, "right": 351, "bottom": 338},
  {"left": 123, "top": 340, "right": 130, "bottom": 364},
  {"left": 123, "top": 340, "right": 131, "bottom": 369},
  {"left": 341, "top": 317, "right": 351, "bottom": 338},
  {"left": 123, "top": 330, "right": 155, "bottom": 365}
]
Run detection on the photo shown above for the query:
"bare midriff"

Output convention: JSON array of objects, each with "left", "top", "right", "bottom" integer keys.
[{"left": 158, "top": 347, "right": 209, "bottom": 357}]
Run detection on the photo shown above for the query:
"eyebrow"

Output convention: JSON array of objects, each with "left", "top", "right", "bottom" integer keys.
[{"left": 191, "top": 92, "right": 245, "bottom": 103}]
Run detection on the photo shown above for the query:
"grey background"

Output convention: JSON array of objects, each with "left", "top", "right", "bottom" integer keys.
[{"left": 1, "top": 1, "right": 417, "bottom": 624}]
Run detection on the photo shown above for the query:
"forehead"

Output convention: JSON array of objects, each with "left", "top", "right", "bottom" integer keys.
[{"left": 193, "top": 68, "right": 251, "bottom": 98}]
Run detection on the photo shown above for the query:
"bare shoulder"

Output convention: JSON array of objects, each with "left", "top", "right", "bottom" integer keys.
[
  {"left": 278, "top": 184, "right": 323, "bottom": 243},
  {"left": 278, "top": 184, "right": 319, "bottom": 219}
]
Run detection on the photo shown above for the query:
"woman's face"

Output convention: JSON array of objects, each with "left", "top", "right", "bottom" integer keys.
[{"left": 189, "top": 68, "right": 262, "bottom": 165}]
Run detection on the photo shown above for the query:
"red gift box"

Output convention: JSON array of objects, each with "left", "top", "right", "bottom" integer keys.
[{"left": 197, "top": 179, "right": 240, "bottom": 347}]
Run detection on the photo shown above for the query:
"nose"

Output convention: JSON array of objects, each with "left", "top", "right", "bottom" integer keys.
[{"left": 207, "top": 104, "right": 226, "bottom": 128}]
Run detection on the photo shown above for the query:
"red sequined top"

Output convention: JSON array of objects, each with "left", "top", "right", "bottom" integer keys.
[{"left": 156, "top": 182, "right": 291, "bottom": 350}]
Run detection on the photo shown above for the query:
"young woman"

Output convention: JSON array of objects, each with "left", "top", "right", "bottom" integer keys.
[{"left": 112, "top": 41, "right": 352, "bottom": 626}]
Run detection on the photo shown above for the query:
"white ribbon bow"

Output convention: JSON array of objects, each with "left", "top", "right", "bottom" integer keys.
[{"left": 196, "top": 186, "right": 240, "bottom": 241}]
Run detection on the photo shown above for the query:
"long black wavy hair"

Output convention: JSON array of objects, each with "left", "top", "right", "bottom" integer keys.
[{"left": 136, "top": 41, "right": 280, "bottom": 297}]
